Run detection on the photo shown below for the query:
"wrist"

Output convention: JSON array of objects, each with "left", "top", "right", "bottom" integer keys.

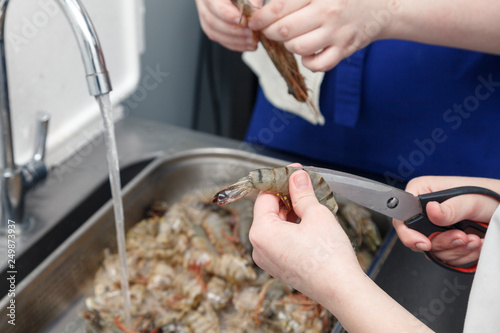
[
  {"left": 366, "top": 0, "right": 405, "bottom": 41},
  {"left": 309, "top": 260, "right": 366, "bottom": 311},
  {"left": 319, "top": 266, "right": 369, "bottom": 311},
  {"left": 319, "top": 269, "right": 433, "bottom": 333}
]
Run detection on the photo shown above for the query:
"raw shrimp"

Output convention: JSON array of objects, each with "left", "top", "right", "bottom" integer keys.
[
  {"left": 231, "top": 0, "right": 323, "bottom": 124},
  {"left": 211, "top": 166, "right": 370, "bottom": 247},
  {"left": 213, "top": 166, "right": 338, "bottom": 215}
]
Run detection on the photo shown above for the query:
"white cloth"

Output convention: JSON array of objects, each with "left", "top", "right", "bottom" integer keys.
[
  {"left": 463, "top": 203, "right": 500, "bottom": 332},
  {"left": 242, "top": 45, "right": 325, "bottom": 125}
]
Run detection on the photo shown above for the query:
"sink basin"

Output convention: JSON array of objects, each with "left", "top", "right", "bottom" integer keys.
[
  {"left": 0, "top": 157, "right": 154, "bottom": 298},
  {"left": 0, "top": 148, "right": 395, "bottom": 332}
]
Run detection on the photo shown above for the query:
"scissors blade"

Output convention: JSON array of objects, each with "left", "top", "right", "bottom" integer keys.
[{"left": 304, "top": 166, "right": 422, "bottom": 221}]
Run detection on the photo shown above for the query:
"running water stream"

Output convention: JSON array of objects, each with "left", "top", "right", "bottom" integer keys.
[{"left": 96, "top": 93, "right": 132, "bottom": 328}]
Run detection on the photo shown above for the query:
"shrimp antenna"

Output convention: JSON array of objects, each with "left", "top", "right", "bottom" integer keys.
[{"left": 238, "top": 6, "right": 245, "bottom": 25}]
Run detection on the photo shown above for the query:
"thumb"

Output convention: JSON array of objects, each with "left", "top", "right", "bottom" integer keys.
[{"left": 289, "top": 170, "right": 322, "bottom": 218}]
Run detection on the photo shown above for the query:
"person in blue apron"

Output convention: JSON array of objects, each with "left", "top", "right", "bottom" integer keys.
[{"left": 195, "top": 0, "right": 500, "bottom": 186}]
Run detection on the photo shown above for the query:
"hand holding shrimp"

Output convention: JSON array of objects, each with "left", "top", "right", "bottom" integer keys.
[
  {"left": 249, "top": 170, "right": 358, "bottom": 295},
  {"left": 249, "top": 169, "right": 433, "bottom": 332},
  {"left": 247, "top": 0, "right": 385, "bottom": 72},
  {"left": 194, "top": 0, "right": 258, "bottom": 52}
]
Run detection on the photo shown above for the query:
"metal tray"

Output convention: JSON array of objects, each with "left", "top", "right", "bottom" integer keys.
[{"left": 0, "top": 147, "right": 396, "bottom": 333}]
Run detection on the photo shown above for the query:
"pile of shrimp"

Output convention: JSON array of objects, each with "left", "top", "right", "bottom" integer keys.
[{"left": 83, "top": 187, "right": 381, "bottom": 333}]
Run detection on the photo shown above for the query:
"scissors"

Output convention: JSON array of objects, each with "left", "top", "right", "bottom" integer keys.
[{"left": 304, "top": 166, "right": 500, "bottom": 273}]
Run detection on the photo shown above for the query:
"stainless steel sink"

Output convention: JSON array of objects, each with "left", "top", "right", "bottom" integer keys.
[
  {"left": 0, "top": 157, "right": 155, "bottom": 296},
  {"left": 0, "top": 147, "right": 395, "bottom": 333}
]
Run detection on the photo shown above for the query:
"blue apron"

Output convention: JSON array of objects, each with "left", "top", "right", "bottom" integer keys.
[{"left": 245, "top": 40, "right": 500, "bottom": 185}]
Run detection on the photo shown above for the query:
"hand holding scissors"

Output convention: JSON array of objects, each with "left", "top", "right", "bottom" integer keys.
[
  {"left": 396, "top": 176, "right": 500, "bottom": 272},
  {"left": 304, "top": 167, "right": 500, "bottom": 273}
]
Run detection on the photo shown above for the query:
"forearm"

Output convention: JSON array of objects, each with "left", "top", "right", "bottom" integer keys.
[
  {"left": 381, "top": 0, "right": 500, "bottom": 54},
  {"left": 320, "top": 271, "right": 433, "bottom": 333}
]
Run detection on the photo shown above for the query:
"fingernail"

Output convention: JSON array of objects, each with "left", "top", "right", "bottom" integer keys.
[
  {"left": 439, "top": 203, "right": 446, "bottom": 215},
  {"left": 451, "top": 239, "right": 465, "bottom": 247},
  {"left": 293, "top": 172, "right": 309, "bottom": 190},
  {"left": 415, "top": 243, "right": 429, "bottom": 251},
  {"left": 466, "top": 242, "right": 479, "bottom": 251}
]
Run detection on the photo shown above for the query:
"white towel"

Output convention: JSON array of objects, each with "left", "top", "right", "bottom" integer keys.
[
  {"left": 242, "top": 44, "right": 325, "bottom": 125},
  {"left": 463, "top": 203, "right": 500, "bottom": 331}
]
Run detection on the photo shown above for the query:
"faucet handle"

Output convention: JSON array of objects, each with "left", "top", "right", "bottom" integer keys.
[
  {"left": 23, "top": 112, "right": 50, "bottom": 189},
  {"left": 33, "top": 111, "right": 50, "bottom": 162}
]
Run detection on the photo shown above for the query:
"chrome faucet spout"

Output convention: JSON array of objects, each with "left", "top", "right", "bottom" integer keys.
[
  {"left": 0, "top": 0, "right": 113, "bottom": 232},
  {"left": 57, "top": 0, "right": 112, "bottom": 96}
]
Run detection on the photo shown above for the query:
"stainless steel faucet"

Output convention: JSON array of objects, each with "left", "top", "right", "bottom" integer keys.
[{"left": 0, "top": 0, "right": 112, "bottom": 233}]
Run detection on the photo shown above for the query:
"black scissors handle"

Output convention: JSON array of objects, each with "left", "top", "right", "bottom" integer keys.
[{"left": 405, "top": 186, "right": 500, "bottom": 273}]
